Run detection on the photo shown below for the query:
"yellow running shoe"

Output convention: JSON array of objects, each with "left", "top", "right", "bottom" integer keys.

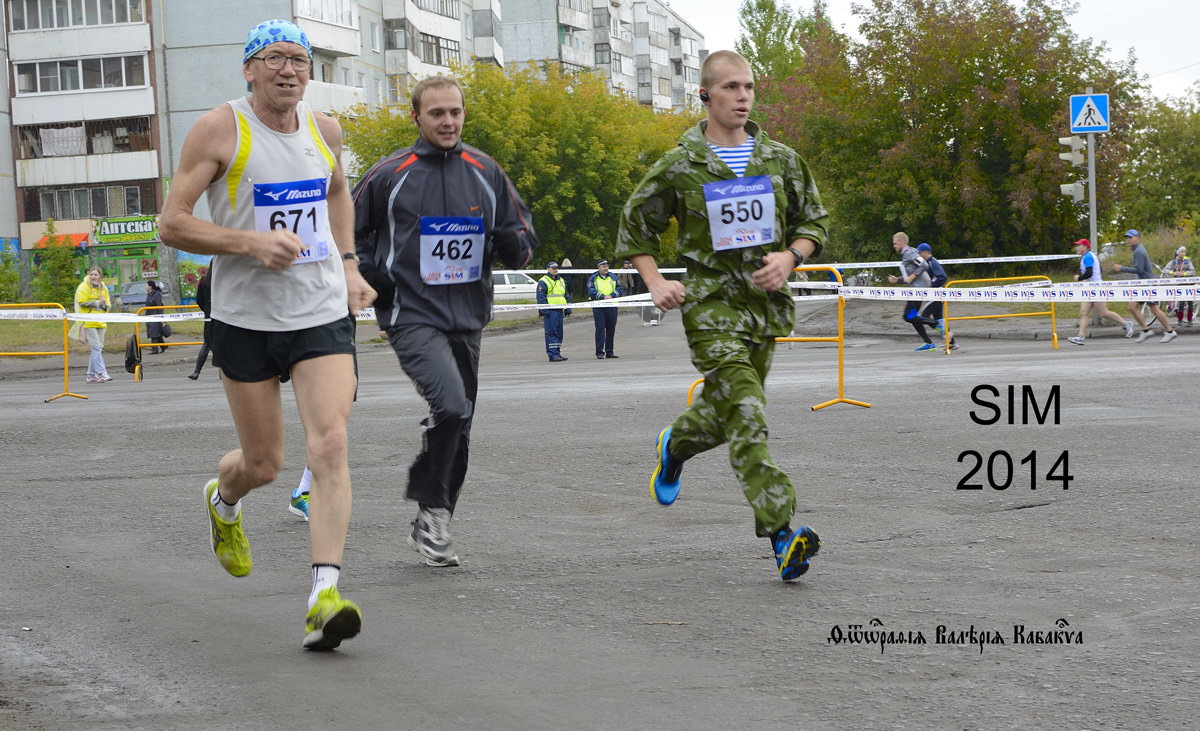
[
  {"left": 203, "top": 479, "right": 252, "bottom": 577},
  {"left": 303, "top": 587, "right": 362, "bottom": 651}
]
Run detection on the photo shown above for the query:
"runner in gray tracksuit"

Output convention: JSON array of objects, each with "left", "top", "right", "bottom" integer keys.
[{"left": 352, "top": 76, "right": 539, "bottom": 566}]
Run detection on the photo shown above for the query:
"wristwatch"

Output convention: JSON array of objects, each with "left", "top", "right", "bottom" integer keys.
[
  {"left": 341, "top": 252, "right": 360, "bottom": 263},
  {"left": 788, "top": 248, "right": 805, "bottom": 268}
]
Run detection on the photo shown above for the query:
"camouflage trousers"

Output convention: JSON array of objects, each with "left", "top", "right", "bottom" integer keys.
[{"left": 669, "top": 331, "right": 795, "bottom": 537}]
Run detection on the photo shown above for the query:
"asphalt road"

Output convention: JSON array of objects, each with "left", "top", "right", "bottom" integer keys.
[{"left": 1, "top": 303, "right": 1196, "bottom": 729}]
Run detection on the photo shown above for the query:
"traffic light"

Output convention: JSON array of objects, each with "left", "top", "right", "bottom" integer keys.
[
  {"left": 1060, "top": 182, "right": 1085, "bottom": 203},
  {"left": 1058, "top": 136, "right": 1086, "bottom": 167}
]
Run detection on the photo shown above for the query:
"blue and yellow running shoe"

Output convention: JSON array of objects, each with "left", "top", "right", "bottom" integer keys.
[
  {"left": 773, "top": 526, "right": 820, "bottom": 581},
  {"left": 289, "top": 487, "right": 309, "bottom": 521},
  {"left": 650, "top": 426, "right": 684, "bottom": 505}
]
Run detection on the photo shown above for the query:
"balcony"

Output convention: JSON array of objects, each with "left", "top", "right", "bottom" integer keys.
[
  {"left": 304, "top": 80, "right": 365, "bottom": 114},
  {"left": 295, "top": 16, "right": 361, "bottom": 57},
  {"left": 17, "top": 151, "right": 159, "bottom": 188}
]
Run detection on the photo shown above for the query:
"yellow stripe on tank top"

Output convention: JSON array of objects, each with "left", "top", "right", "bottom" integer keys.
[
  {"left": 307, "top": 111, "right": 335, "bottom": 173},
  {"left": 226, "top": 109, "right": 253, "bottom": 213}
]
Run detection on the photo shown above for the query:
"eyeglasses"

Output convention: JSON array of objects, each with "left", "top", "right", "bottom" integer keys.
[{"left": 250, "top": 54, "right": 312, "bottom": 72}]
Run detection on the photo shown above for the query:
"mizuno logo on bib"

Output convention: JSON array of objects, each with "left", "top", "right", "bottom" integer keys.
[
  {"left": 420, "top": 216, "right": 484, "bottom": 284},
  {"left": 253, "top": 177, "right": 331, "bottom": 263},
  {"left": 702, "top": 175, "right": 776, "bottom": 251}
]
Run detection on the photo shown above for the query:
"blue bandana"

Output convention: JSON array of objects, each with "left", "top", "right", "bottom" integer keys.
[{"left": 243, "top": 19, "right": 311, "bottom": 63}]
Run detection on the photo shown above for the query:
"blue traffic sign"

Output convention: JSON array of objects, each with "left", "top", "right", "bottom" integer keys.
[{"left": 1070, "top": 94, "right": 1110, "bottom": 133}]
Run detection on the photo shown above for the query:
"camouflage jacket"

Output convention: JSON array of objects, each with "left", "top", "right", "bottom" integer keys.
[{"left": 615, "top": 120, "right": 829, "bottom": 339}]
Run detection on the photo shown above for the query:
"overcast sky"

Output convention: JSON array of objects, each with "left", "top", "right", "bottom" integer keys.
[{"left": 668, "top": 0, "right": 1199, "bottom": 101}]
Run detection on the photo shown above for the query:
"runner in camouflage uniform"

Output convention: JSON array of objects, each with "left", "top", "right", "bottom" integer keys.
[{"left": 615, "top": 50, "right": 829, "bottom": 581}]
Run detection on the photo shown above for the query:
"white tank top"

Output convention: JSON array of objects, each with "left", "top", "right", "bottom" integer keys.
[{"left": 205, "top": 97, "right": 348, "bottom": 331}]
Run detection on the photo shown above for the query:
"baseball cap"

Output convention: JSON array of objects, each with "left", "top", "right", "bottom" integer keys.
[
  {"left": 597, "top": 259, "right": 609, "bottom": 266},
  {"left": 1124, "top": 229, "right": 1139, "bottom": 238},
  {"left": 916, "top": 243, "right": 932, "bottom": 252},
  {"left": 1177, "top": 246, "right": 1187, "bottom": 255},
  {"left": 1072, "top": 238, "right": 1090, "bottom": 248},
  {"left": 547, "top": 261, "right": 559, "bottom": 269}
]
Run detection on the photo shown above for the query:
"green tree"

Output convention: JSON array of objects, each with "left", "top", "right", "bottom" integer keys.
[
  {"left": 339, "top": 63, "right": 698, "bottom": 266},
  {"left": 0, "top": 251, "right": 20, "bottom": 302},
  {"left": 735, "top": 0, "right": 817, "bottom": 102},
  {"left": 1118, "top": 86, "right": 1200, "bottom": 230},
  {"left": 30, "top": 219, "right": 83, "bottom": 307},
  {"left": 756, "top": 0, "right": 1139, "bottom": 266}
]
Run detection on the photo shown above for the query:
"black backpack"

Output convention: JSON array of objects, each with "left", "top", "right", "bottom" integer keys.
[{"left": 124, "top": 335, "right": 141, "bottom": 374}]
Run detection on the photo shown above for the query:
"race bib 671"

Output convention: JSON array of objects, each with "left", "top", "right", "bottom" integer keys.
[{"left": 253, "top": 178, "right": 331, "bottom": 263}]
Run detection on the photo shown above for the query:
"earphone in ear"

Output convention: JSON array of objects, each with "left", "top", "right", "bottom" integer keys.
[{"left": 699, "top": 90, "right": 709, "bottom": 102}]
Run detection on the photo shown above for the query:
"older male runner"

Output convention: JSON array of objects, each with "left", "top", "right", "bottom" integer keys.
[{"left": 160, "top": 19, "right": 375, "bottom": 651}]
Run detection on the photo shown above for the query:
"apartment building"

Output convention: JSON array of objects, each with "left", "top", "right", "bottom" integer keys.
[
  {"left": 2, "top": 0, "right": 693, "bottom": 296},
  {"left": 4, "top": 0, "right": 404, "bottom": 294},
  {"left": 502, "top": 0, "right": 703, "bottom": 112}
]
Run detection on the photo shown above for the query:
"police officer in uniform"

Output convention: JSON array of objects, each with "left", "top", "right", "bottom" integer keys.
[
  {"left": 537, "top": 262, "right": 571, "bottom": 361},
  {"left": 587, "top": 259, "right": 623, "bottom": 358}
]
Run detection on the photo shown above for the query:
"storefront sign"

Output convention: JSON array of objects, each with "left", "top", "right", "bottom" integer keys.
[{"left": 93, "top": 215, "right": 159, "bottom": 245}]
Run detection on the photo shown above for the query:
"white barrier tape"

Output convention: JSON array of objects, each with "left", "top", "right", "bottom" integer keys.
[
  {"left": 998, "top": 276, "right": 1200, "bottom": 289},
  {"left": 839, "top": 285, "right": 1200, "bottom": 302},
  {"left": 829, "top": 254, "right": 1077, "bottom": 270},
  {"left": 0, "top": 309, "right": 66, "bottom": 320},
  {"left": 492, "top": 295, "right": 653, "bottom": 313}
]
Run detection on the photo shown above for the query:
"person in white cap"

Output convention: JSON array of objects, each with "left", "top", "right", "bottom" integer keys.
[
  {"left": 1066, "top": 238, "right": 1133, "bottom": 345},
  {"left": 1163, "top": 245, "right": 1194, "bottom": 327},
  {"left": 160, "top": 18, "right": 376, "bottom": 651},
  {"left": 1114, "top": 229, "right": 1177, "bottom": 343}
]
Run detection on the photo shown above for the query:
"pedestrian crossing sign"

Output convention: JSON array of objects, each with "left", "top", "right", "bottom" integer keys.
[{"left": 1070, "top": 94, "right": 1110, "bottom": 133}]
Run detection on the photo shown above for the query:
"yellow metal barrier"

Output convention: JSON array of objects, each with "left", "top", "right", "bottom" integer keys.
[
  {"left": 779, "top": 265, "right": 870, "bottom": 411},
  {"left": 685, "top": 266, "right": 870, "bottom": 412},
  {"left": 0, "top": 303, "right": 86, "bottom": 402},
  {"left": 133, "top": 304, "right": 202, "bottom": 382},
  {"left": 943, "top": 276, "right": 1058, "bottom": 353}
]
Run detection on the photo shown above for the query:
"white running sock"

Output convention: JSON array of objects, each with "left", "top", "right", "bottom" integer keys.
[
  {"left": 297, "top": 467, "right": 312, "bottom": 496},
  {"left": 210, "top": 485, "right": 241, "bottom": 522},
  {"left": 309, "top": 564, "right": 340, "bottom": 609}
]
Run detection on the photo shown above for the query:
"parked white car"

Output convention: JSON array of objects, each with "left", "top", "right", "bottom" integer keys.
[{"left": 492, "top": 271, "right": 539, "bottom": 301}]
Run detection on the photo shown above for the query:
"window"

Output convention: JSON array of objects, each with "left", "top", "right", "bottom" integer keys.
[
  {"left": 658, "top": 77, "right": 671, "bottom": 97},
  {"left": 385, "top": 18, "right": 406, "bottom": 50},
  {"left": 91, "top": 187, "right": 108, "bottom": 217},
  {"left": 107, "top": 186, "right": 124, "bottom": 217},
  {"left": 82, "top": 58, "right": 103, "bottom": 89},
  {"left": 16, "top": 64, "right": 37, "bottom": 94},
  {"left": 30, "top": 180, "right": 154, "bottom": 221},
  {"left": 416, "top": 0, "right": 459, "bottom": 20},
  {"left": 73, "top": 189, "right": 90, "bottom": 218},
  {"left": 10, "top": 0, "right": 145, "bottom": 30},
  {"left": 296, "top": 0, "right": 358, "bottom": 28},
  {"left": 56, "top": 190, "right": 73, "bottom": 218},
  {"left": 39, "top": 63, "right": 60, "bottom": 93},
  {"left": 593, "top": 7, "right": 609, "bottom": 28},
  {"left": 371, "top": 21, "right": 381, "bottom": 52},
  {"left": 439, "top": 37, "right": 460, "bottom": 66},
  {"left": 418, "top": 33, "right": 458, "bottom": 66},
  {"left": 15, "top": 53, "right": 147, "bottom": 95},
  {"left": 595, "top": 43, "right": 611, "bottom": 65}
]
